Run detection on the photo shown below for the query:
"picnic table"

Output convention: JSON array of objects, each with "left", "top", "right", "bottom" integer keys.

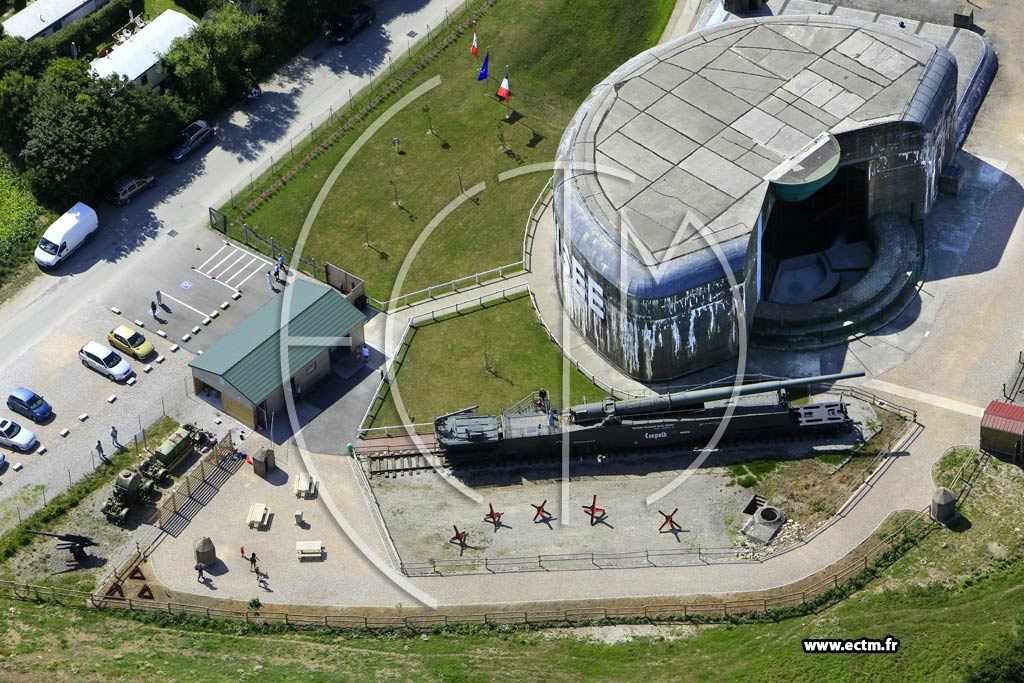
[
  {"left": 247, "top": 502, "right": 269, "bottom": 529},
  {"left": 295, "top": 540, "right": 324, "bottom": 559}
]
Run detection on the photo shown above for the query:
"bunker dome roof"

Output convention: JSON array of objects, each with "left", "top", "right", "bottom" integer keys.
[{"left": 557, "top": 15, "right": 956, "bottom": 297}]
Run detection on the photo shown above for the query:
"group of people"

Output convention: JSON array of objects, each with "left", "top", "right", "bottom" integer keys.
[
  {"left": 150, "top": 290, "right": 164, "bottom": 320},
  {"left": 193, "top": 548, "right": 270, "bottom": 588},
  {"left": 267, "top": 255, "right": 287, "bottom": 291}
]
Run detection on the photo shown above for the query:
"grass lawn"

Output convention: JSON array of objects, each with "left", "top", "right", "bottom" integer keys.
[
  {"left": 236, "top": 0, "right": 675, "bottom": 300},
  {"left": 369, "top": 295, "right": 605, "bottom": 426},
  {"left": 143, "top": 0, "right": 197, "bottom": 20}
]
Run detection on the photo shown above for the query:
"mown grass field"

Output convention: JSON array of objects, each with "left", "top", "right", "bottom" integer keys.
[
  {"left": 370, "top": 295, "right": 604, "bottom": 426},
  {"left": 235, "top": 0, "right": 675, "bottom": 300}
]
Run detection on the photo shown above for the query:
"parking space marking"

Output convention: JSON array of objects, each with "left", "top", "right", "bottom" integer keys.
[
  {"left": 223, "top": 257, "right": 261, "bottom": 285},
  {"left": 219, "top": 252, "right": 251, "bottom": 281},
  {"left": 196, "top": 244, "right": 228, "bottom": 271},
  {"left": 161, "top": 292, "right": 209, "bottom": 319},
  {"left": 206, "top": 249, "right": 240, "bottom": 276},
  {"left": 235, "top": 261, "right": 266, "bottom": 289}
]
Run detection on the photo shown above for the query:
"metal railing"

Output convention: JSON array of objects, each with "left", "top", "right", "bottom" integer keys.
[
  {"left": 154, "top": 432, "right": 238, "bottom": 530},
  {"left": 523, "top": 178, "right": 553, "bottom": 270},
  {"left": 366, "top": 261, "right": 525, "bottom": 311}
]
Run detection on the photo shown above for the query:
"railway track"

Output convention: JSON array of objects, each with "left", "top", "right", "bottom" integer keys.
[{"left": 362, "top": 449, "right": 448, "bottom": 477}]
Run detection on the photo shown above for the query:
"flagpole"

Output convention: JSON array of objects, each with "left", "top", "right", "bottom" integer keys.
[{"left": 505, "top": 64, "right": 511, "bottom": 119}]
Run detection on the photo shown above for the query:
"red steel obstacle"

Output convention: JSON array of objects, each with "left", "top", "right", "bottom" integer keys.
[
  {"left": 449, "top": 525, "right": 469, "bottom": 550},
  {"left": 659, "top": 508, "right": 681, "bottom": 532},
  {"left": 582, "top": 495, "right": 605, "bottom": 525},
  {"left": 531, "top": 499, "right": 550, "bottom": 522},
  {"left": 483, "top": 503, "right": 504, "bottom": 530}
]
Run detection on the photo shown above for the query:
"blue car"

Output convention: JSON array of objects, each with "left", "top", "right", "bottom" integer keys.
[{"left": 6, "top": 387, "right": 52, "bottom": 423}]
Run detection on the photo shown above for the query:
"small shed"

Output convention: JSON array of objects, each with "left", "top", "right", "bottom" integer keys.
[
  {"left": 90, "top": 10, "right": 197, "bottom": 90},
  {"left": 980, "top": 400, "right": 1024, "bottom": 461}
]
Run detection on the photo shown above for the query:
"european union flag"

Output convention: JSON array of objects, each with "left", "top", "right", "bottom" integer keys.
[{"left": 477, "top": 51, "right": 489, "bottom": 81}]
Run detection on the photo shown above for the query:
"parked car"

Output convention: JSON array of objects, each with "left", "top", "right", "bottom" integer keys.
[
  {"left": 0, "top": 419, "right": 37, "bottom": 452},
  {"left": 108, "top": 173, "right": 156, "bottom": 205},
  {"left": 167, "top": 120, "right": 215, "bottom": 162},
  {"left": 6, "top": 388, "right": 52, "bottom": 423},
  {"left": 327, "top": 3, "right": 375, "bottom": 43},
  {"left": 107, "top": 324, "right": 154, "bottom": 360},
  {"left": 34, "top": 202, "right": 99, "bottom": 269},
  {"left": 79, "top": 341, "right": 132, "bottom": 381}
]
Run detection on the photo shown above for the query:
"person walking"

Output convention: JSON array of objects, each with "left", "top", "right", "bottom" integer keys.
[
  {"left": 267, "top": 271, "right": 275, "bottom": 291},
  {"left": 257, "top": 571, "right": 269, "bottom": 589},
  {"left": 195, "top": 562, "right": 205, "bottom": 582},
  {"left": 150, "top": 301, "right": 158, "bottom": 318},
  {"left": 273, "top": 263, "right": 282, "bottom": 282},
  {"left": 95, "top": 440, "right": 104, "bottom": 458},
  {"left": 250, "top": 551, "right": 258, "bottom": 572},
  {"left": 110, "top": 426, "right": 123, "bottom": 451},
  {"left": 155, "top": 290, "right": 163, "bottom": 307},
  {"left": 277, "top": 254, "right": 285, "bottom": 274}
]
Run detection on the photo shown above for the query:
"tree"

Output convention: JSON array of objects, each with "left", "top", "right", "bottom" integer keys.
[
  {"left": 0, "top": 71, "right": 36, "bottom": 155},
  {"left": 0, "top": 36, "right": 55, "bottom": 78},
  {"left": 162, "top": 4, "right": 264, "bottom": 111}
]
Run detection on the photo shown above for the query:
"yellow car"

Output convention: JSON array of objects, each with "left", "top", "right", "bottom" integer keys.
[{"left": 107, "top": 325, "right": 155, "bottom": 360}]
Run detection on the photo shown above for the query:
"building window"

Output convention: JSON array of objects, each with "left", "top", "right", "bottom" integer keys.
[{"left": 306, "top": 360, "right": 316, "bottom": 376}]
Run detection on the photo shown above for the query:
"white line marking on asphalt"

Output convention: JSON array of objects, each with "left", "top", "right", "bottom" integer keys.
[
  {"left": 863, "top": 379, "right": 985, "bottom": 418},
  {"left": 235, "top": 262, "right": 265, "bottom": 289},
  {"left": 223, "top": 256, "right": 258, "bottom": 285},
  {"left": 160, "top": 292, "right": 207, "bottom": 318},
  {"left": 218, "top": 251, "right": 251, "bottom": 281},
  {"left": 205, "top": 247, "right": 241, "bottom": 277},
  {"left": 196, "top": 244, "right": 227, "bottom": 271}
]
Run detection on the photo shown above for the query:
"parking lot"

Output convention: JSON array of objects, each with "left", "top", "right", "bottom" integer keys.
[{"left": 0, "top": 234, "right": 282, "bottom": 533}]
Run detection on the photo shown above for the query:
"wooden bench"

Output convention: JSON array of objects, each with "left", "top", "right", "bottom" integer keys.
[
  {"left": 295, "top": 540, "right": 324, "bottom": 559},
  {"left": 293, "top": 473, "right": 318, "bottom": 499},
  {"left": 246, "top": 503, "right": 269, "bottom": 529}
]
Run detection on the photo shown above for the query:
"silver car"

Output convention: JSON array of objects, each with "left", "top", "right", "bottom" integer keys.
[
  {"left": 79, "top": 341, "right": 132, "bottom": 381},
  {"left": 0, "top": 419, "right": 36, "bottom": 452}
]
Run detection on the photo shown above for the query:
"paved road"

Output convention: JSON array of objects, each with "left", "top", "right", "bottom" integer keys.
[{"left": 0, "top": 0, "right": 454, "bottom": 521}]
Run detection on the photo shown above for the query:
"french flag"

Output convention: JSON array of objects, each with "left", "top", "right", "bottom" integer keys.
[
  {"left": 496, "top": 67, "right": 510, "bottom": 100},
  {"left": 471, "top": 26, "right": 478, "bottom": 56}
]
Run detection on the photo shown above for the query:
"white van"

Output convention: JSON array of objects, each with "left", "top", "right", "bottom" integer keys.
[{"left": 34, "top": 202, "right": 99, "bottom": 268}]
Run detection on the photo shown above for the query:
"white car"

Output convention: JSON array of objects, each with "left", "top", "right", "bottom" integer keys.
[
  {"left": 79, "top": 341, "right": 132, "bottom": 381},
  {"left": 0, "top": 419, "right": 36, "bottom": 452}
]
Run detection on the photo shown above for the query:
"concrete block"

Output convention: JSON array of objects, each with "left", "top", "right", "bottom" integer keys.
[
  {"left": 170, "top": 344, "right": 180, "bottom": 352},
  {"left": 36, "top": 446, "right": 46, "bottom": 455},
  {"left": 126, "top": 377, "right": 137, "bottom": 386},
  {"left": 214, "top": 418, "right": 222, "bottom": 425},
  {"left": 220, "top": 302, "right": 230, "bottom": 310},
  {"left": 134, "top": 319, "right": 145, "bottom": 328},
  {"left": 110, "top": 307, "right": 121, "bottom": 315},
  {"left": 143, "top": 365, "right": 153, "bottom": 373},
  {"left": 155, "top": 355, "right": 165, "bottom": 363},
  {"left": 12, "top": 463, "right": 22, "bottom": 472},
  {"left": 157, "top": 330, "right": 167, "bottom": 338},
  {"left": 181, "top": 334, "right": 191, "bottom": 342},
  {"left": 197, "top": 350, "right": 204, "bottom": 355},
  {"left": 232, "top": 291, "right": 242, "bottom": 300},
  {"left": 191, "top": 326, "right": 201, "bottom": 334},
  {"left": 60, "top": 428, "right": 70, "bottom": 437},
  {"left": 106, "top": 395, "right": 116, "bottom": 403},
  {"left": 953, "top": 6, "right": 973, "bottom": 29},
  {"left": 78, "top": 414, "right": 88, "bottom": 422}
]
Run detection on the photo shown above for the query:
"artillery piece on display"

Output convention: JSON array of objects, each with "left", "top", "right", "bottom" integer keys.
[
  {"left": 138, "top": 423, "right": 212, "bottom": 484},
  {"left": 101, "top": 469, "right": 155, "bottom": 525},
  {"left": 27, "top": 530, "right": 99, "bottom": 563}
]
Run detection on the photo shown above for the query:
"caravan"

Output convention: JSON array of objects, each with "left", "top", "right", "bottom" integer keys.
[{"left": 34, "top": 202, "right": 99, "bottom": 268}]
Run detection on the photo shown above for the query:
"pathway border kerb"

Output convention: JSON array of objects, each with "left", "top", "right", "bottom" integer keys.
[{"left": 278, "top": 76, "right": 444, "bottom": 609}]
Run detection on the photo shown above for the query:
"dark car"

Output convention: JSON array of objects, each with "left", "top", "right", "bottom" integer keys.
[
  {"left": 167, "top": 120, "right": 215, "bottom": 162},
  {"left": 327, "top": 3, "right": 375, "bottom": 44},
  {"left": 107, "top": 173, "right": 156, "bottom": 205},
  {"left": 6, "top": 387, "right": 52, "bottom": 423}
]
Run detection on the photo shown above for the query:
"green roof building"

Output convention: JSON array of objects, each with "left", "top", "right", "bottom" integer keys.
[{"left": 189, "top": 279, "right": 367, "bottom": 429}]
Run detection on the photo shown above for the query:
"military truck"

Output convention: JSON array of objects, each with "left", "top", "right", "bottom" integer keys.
[
  {"left": 139, "top": 423, "right": 211, "bottom": 483},
  {"left": 101, "top": 469, "right": 155, "bottom": 525}
]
